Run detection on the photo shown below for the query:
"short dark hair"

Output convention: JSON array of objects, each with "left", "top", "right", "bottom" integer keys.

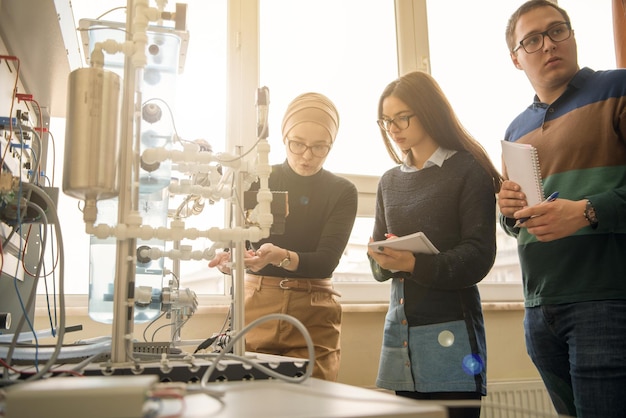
[{"left": 505, "top": 0, "right": 571, "bottom": 52}]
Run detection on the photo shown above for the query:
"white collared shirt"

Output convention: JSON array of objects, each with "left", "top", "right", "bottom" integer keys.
[{"left": 401, "top": 147, "right": 457, "bottom": 172}]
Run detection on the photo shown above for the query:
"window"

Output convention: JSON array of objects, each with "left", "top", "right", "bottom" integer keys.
[
  {"left": 258, "top": 0, "right": 397, "bottom": 301},
  {"left": 259, "top": 0, "right": 396, "bottom": 176},
  {"left": 43, "top": 0, "right": 615, "bottom": 304}
]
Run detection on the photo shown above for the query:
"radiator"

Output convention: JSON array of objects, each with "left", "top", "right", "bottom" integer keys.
[{"left": 481, "top": 379, "right": 557, "bottom": 418}]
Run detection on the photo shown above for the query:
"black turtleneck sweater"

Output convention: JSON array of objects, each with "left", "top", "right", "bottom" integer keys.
[{"left": 249, "top": 161, "right": 358, "bottom": 279}]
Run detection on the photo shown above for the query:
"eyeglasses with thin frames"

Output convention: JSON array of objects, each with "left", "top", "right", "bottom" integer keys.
[
  {"left": 286, "top": 139, "right": 331, "bottom": 158},
  {"left": 513, "top": 21, "right": 572, "bottom": 54},
  {"left": 377, "top": 114, "right": 415, "bottom": 132}
]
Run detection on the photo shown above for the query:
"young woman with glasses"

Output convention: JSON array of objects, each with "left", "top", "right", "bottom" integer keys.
[
  {"left": 367, "top": 71, "right": 502, "bottom": 418},
  {"left": 209, "top": 92, "right": 358, "bottom": 381}
]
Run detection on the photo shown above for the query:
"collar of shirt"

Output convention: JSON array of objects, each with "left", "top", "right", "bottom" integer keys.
[
  {"left": 401, "top": 147, "right": 457, "bottom": 172},
  {"left": 531, "top": 67, "right": 593, "bottom": 108}
]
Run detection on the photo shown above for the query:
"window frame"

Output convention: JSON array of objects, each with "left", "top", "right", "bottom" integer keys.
[
  {"left": 228, "top": 0, "right": 524, "bottom": 304},
  {"left": 36, "top": 0, "right": 529, "bottom": 308}
]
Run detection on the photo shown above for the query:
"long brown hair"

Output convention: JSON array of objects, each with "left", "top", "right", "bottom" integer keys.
[{"left": 377, "top": 71, "right": 503, "bottom": 192}]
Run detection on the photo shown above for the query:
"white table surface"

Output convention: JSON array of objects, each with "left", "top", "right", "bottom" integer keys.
[{"left": 165, "top": 378, "right": 447, "bottom": 418}]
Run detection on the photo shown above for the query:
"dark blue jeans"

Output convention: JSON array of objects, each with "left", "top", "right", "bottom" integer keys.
[{"left": 525, "top": 301, "right": 626, "bottom": 418}]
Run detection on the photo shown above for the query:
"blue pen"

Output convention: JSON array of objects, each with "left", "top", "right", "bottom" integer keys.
[{"left": 514, "top": 191, "right": 560, "bottom": 227}]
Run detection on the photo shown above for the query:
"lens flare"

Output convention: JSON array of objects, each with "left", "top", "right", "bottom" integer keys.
[
  {"left": 462, "top": 354, "right": 484, "bottom": 375},
  {"left": 438, "top": 330, "right": 455, "bottom": 347}
]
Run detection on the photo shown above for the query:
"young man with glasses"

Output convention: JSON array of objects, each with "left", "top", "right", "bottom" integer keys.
[
  {"left": 498, "top": 1, "right": 626, "bottom": 417},
  {"left": 209, "top": 92, "right": 358, "bottom": 381}
]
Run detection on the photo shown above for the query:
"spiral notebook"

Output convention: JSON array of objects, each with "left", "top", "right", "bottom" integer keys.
[{"left": 501, "top": 140, "right": 545, "bottom": 206}]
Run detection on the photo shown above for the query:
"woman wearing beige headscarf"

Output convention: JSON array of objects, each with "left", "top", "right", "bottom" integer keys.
[{"left": 209, "top": 92, "right": 358, "bottom": 380}]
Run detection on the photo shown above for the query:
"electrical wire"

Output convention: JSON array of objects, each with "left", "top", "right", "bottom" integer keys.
[
  {"left": 193, "top": 305, "right": 231, "bottom": 354},
  {"left": 168, "top": 317, "right": 190, "bottom": 346},
  {"left": 142, "top": 311, "right": 167, "bottom": 343},
  {"left": 95, "top": 6, "right": 127, "bottom": 21},
  {"left": 0, "top": 357, "right": 83, "bottom": 379},
  {"left": 200, "top": 313, "right": 315, "bottom": 387},
  {"left": 26, "top": 98, "right": 43, "bottom": 184},
  {"left": 147, "top": 315, "right": 173, "bottom": 343},
  {"left": 149, "top": 317, "right": 189, "bottom": 343},
  {"left": 33, "top": 177, "right": 60, "bottom": 337},
  {"left": 4, "top": 161, "right": 40, "bottom": 370},
  {"left": 4, "top": 183, "right": 66, "bottom": 382},
  {"left": 5, "top": 199, "right": 48, "bottom": 373}
]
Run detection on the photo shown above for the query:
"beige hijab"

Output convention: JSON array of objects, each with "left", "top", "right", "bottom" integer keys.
[{"left": 281, "top": 92, "right": 340, "bottom": 141}]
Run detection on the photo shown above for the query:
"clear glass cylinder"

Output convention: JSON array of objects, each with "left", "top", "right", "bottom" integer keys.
[
  {"left": 88, "top": 199, "right": 164, "bottom": 324},
  {"left": 85, "top": 24, "right": 182, "bottom": 325}
]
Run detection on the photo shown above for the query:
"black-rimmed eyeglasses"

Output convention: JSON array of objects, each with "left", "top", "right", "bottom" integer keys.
[
  {"left": 377, "top": 114, "right": 415, "bottom": 132},
  {"left": 287, "top": 139, "right": 331, "bottom": 158},
  {"left": 513, "top": 22, "right": 572, "bottom": 54}
]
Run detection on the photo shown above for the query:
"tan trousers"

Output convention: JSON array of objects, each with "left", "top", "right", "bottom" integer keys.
[{"left": 244, "top": 274, "right": 342, "bottom": 381}]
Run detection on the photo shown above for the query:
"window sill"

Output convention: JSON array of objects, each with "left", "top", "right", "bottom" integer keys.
[
  {"left": 37, "top": 290, "right": 525, "bottom": 318},
  {"left": 340, "top": 301, "right": 525, "bottom": 313}
]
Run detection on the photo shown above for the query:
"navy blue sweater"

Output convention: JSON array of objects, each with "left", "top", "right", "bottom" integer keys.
[{"left": 371, "top": 151, "right": 496, "bottom": 326}]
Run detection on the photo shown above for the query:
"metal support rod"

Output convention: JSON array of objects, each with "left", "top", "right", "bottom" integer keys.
[
  {"left": 232, "top": 146, "right": 246, "bottom": 356},
  {"left": 111, "top": 0, "right": 140, "bottom": 363},
  {"left": 170, "top": 238, "right": 182, "bottom": 343}
]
